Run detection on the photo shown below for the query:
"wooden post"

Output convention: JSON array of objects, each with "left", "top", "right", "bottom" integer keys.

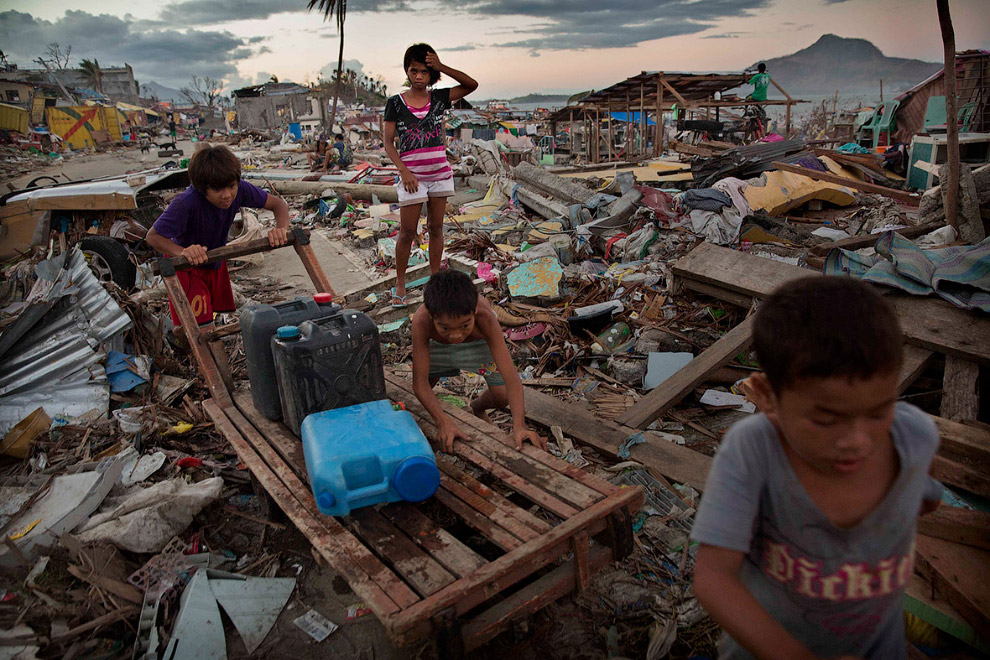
[
  {"left": 625, "top": 89, "right": 631, "bottom": 160},
  {"left": 786, "top": 102, "right": 792, "bottom": 137},
  {"left": 595, "top": 105, "right": 601, "bottom": 164},
  {"left": 569, "top": 107, "right": 574, "bottom": 156},
  {"left": 639, "top": 83, "right": 648, "bottom": 156},
  {"left": 607, "top": 100, "right": 613, "bottom": 162},
  {"left": 656, "top": 76, "right": 664, "bottom": 156},
  {"left": 937, "top": 0, "right": 960, "bottom": 232}
]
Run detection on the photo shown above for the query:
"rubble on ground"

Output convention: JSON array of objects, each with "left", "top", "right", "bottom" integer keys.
[{"left": 1, "top": 105, "right": 987, "bottom": 660}]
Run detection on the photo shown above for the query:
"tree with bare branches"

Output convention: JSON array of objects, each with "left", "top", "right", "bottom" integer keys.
[
  {"left": 33, "top": 42, "right": 76, "bottom": 104},
  {"left": 180, "top": 75, "right": 224, "bottom": 115}
]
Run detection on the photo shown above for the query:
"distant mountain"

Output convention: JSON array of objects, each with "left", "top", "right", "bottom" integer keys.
[
  {"left": 141, "top": 81, "right": 185, "bottom": 102},
  {"left": 476, "top": 93, "right": 573, "bottom": 105},
  {"left": 754, "top": 34, "right": 941, "bottom": 96}
]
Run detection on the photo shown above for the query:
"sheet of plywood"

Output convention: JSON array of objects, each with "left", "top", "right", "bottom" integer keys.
[{"left": 672, "top": 242, "right": 990, "bottom": 365}]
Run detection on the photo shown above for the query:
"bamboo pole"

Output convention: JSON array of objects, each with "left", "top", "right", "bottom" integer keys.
[
  {"left": 937, "top": 0, "right": 959, "bottom": 232},
  {"left": 655, "top": 75, "right": 662, "bottom": 157}
]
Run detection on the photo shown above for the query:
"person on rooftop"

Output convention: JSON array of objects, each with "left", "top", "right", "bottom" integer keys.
[{"left": 747, "top": 63, "right": 771, "bottom": 102}]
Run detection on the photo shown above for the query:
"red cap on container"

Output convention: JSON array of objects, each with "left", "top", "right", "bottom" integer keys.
[{"left": 314, "top": 293, "right": 333, "bottom": 304}]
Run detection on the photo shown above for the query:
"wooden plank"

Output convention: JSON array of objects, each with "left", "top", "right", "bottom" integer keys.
[
  {"left": 523, "top": 388, "right": 713, "bottom": 492},
  {"left": 380, "top": 503, "right": 487, "bottom": 578},
  {"left": 202, "top": 400, "right": 411, "bottom": 615},
  {"left": 155, "top": 232, "right": 301, "bottom": 273},
  {"left": 293, "top": 240, "right": 335, "bottom": 296},
  {"left": 383, "top": 380, "right": 590, "bottom": 516},
  {"left": 433, "top": 486, "right": 522, "bottom": 552},
  {"left": 572, "top": 532, "right": 591, "bottom": 591},
  {"left": 673, "top": 242, "right": 990, "bottom": 366},
  {"left": 770, "top": 161, "right": 921, "bottom": 205},
  {"left": 388, "top": 486, "right": 642, "bottom": 642},
  {"left": 349, "top": 508, "right": 457, "bottom": 597},
  {"left": 931, "top": 454, "right": 990, "bottom": 498},
  {"left": 898, "top": 345, "right": 935, "bottom": 394},
  {"left": 932, "top": 415, "right": 990, "bottom": 466},
  {"left": 162, "top": 274, "right": 232, "bottom": 407},
  {"left": 808, "top": 221, "right": 942, "bottom": 257},
  {"left": 461, "top": 545, "right": 612, "bottom": 651},
  {"left": 386, "top": 373, "right": 618, "bottom": 497},
  {"left": 616, "top": 316, "right": 754, "bottom": 429},
  {"left": 233, "top": 391, "right": 307, "bottom": 476},
  {"left": 941, "top": 356, "right": 980, "bottom": 421},
  {"left": 438, "top": 473, "right": 541, "bottom": 543},
  {"left": 453, "top": 442, "right": 581, "bottom": 519},
  {"left": 905, "top": 571, "right": 988, "bottom": 651},
  {"left": 219, "top": 403, "right": 420, "bottom": 608},
  {"left": 918, "top": 507, "right": 990, "bottom": 551},
  {"left": 436, "top": 457, "right": 552, "bottom": 534},
  {"left": 915, "top": 534, "right": 990, "bottom": 638}
]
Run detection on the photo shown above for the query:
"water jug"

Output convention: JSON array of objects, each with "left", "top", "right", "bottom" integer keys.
[
  {"left": 272, "top": 310, "right": 386, "bottom": 437},
  {"left": 240, "top": 294, "right": 339, "bottom": 420},
  {"left": 301, "top": 400, "right": 440, "bottom": 516}
]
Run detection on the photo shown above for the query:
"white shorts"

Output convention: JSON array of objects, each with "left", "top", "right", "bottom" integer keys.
[{"left": 396, "top": 176, "right": 455, "bottom": 207}]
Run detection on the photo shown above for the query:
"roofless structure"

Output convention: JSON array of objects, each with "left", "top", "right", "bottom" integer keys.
[{"left": 550, "top": 71, "right": 805, "bottom": 164}]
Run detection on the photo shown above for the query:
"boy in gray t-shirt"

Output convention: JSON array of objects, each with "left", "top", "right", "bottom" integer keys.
[{"left": 691, "top": 277, "right": 942, "bottom": 660}]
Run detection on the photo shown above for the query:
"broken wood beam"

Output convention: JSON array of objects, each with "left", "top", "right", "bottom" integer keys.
[
  {"left": 770, "top": 161, "right": 921, "bottom": 205},
  {"left": 940, "top": 356, "right": 980, "bottom": 421},
  {"left": 513, "top": 161, "right": 596, "bottom": 205},
  {"left": 522, "top": 387, "right": 713, "bottom": 492},
  {"left": 898, "top": 345, "right": 935, "bottom": 394},
  {"left": 672, "top": 242, "right": 990, "bottom": 366},
  {"left": 918, "top": 508, "right": 990, "bottom": 551},
  {"left": 915, "top": 534, "right": 990, "bottom": 638},
  {"left": 807, "top": 222, "right": 943, "bottom": 258},
  {"left": 267, "top": 180, "right": 398, "bottom": 203},
  {"left": 616, "top": 316, "right": 755, "bottom": 429}
]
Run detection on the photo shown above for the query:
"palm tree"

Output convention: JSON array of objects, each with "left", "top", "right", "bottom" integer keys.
[
  {"left": 308, "top": 0, "right": 346, "bottom": 132},
  {"left": 79, "top": 58, "right": 103, "bottom": 95}
]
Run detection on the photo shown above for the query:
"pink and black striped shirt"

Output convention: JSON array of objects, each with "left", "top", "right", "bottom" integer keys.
[{"left": 383, "top": 88, "right": 453, "bottom": 182}]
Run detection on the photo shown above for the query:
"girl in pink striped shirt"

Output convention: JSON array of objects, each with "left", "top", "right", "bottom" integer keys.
[{"left": 383, "top": 43, "right": 478, "bottom": 307}]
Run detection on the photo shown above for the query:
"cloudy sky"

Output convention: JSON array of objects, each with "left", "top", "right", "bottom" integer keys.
[{"left": 2, "top": 0, "right": 987, "bottom": 98}]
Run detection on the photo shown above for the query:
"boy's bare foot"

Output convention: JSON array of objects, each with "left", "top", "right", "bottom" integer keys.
[{"left": 470, "top": 398, "right": 491, "bottom": 422}]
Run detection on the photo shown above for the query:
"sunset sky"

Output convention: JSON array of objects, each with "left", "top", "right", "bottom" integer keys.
[{"left": 2, "top": 0, "right": 988, "bottom": 99}]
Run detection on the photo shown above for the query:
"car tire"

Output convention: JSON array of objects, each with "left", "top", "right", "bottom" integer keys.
[{"left": 78, "top": 235, "right": 136, "bottom": 290}]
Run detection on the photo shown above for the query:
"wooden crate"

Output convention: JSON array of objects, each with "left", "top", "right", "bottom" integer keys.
[
  {"left": 162, "top": 231, "right": 642, "bottom": 651},
  {"left": 204, "top": 377, "right": 642, "bottom": 651}
]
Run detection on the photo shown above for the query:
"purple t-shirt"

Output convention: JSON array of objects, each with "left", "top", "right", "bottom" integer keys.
[{"left": 152, "top": 180, "right": 268, "bottom": 269}]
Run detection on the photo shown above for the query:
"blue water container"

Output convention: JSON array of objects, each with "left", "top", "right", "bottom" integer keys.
[
  {"left": 288, "top": 122, "right": 302, "bottom": 140},
  {"left": 301, "top": 400, "right": 440, "bottom": 517}
]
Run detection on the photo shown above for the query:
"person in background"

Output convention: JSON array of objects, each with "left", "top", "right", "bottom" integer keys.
[
  {"left": 691, "top": 277, "right": 942, "bottom": 660},
  {"left": 747, "top": 63, "right": 770, "bottom": 102},
  {"left": 382, "top": 43, "right": 477, "bottom": 308}
]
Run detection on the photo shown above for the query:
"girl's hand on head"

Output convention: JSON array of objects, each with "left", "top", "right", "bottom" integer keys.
[{"left": 424, "top": 52, "right": 442, "bottom": 71}]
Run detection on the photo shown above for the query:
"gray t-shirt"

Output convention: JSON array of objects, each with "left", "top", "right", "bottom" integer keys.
[{"left": 691, "top": 402, "right": 942, "bottom": 659}]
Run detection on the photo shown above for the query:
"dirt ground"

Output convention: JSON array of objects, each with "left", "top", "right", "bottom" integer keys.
[{"left": 6, "top": 139, "right": 198, "bottom": 191}]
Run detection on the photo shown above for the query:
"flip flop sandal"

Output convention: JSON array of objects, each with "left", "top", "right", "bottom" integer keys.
[{"left": 391, "top": 287, "right": 408, "bottom": 308}]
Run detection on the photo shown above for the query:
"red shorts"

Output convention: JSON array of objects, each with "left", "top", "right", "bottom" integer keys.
[{"left": 168, "top": 261, "right": 236, "bottom": 326}]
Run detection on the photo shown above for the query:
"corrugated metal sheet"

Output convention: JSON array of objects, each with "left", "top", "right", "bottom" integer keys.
[
  {"left": 0, "top": 102, "right": 29, "bottom": 135},
  {"left": 0, "top": 247, "right": 131, "bottom": 435}
]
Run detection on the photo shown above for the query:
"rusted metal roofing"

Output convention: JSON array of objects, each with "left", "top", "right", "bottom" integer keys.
[{"left": 581, "top": 71, "right": 751, "bottom": 107}]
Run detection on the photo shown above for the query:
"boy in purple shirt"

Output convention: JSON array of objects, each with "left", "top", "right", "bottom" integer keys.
[{"left": 147, "top": 144, "right": 290, "bottom": 338}]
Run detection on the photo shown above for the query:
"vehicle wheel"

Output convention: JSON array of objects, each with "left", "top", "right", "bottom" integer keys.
[{"left": 78, "top": 236, "right": 136, "bottom": 290}]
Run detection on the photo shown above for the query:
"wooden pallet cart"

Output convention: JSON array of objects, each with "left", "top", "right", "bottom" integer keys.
[{"left": 159, "top": 228, "right": 644, "bottom": 653}]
